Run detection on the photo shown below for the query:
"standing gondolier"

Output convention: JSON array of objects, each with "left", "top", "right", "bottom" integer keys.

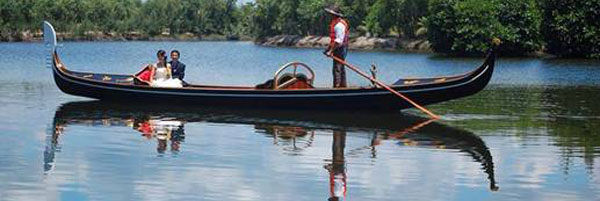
[{"left": 323, "top": 5, "right": 349, "bottom": 88}]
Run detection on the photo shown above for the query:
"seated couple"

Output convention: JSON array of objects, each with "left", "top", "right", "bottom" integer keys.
[{"left": 135, "top": 50, "right": 187, "bottom": 87}]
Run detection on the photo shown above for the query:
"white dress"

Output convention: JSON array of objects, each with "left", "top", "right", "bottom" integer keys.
[{"left": 151, "top": 63, "right": 183, "bottom": 88}]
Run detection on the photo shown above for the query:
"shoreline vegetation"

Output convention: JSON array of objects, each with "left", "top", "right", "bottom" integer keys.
[
  {"left": 11, "top": 31, "right": 432, "bottom": 53},
  {"left": 257, "top": 35, "right": 432, "bottom": 52},
  {"left": 9, "top": 30, "right": 252, "bottom": 42},
  {"left": 1, "top": 0, "right": 598, "bottom": 58}
]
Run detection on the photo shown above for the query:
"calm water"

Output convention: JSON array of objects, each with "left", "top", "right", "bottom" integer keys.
[{"left": 0, "top": 41, "right": 599, "bottom": 201}]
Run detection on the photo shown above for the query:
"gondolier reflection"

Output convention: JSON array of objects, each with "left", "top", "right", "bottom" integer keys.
[
  {"left": 326, "top": 130, "right": 347, "bottom": 201},
  {"left": 323, "top": 5, "right": 350, "bottom": 88}
]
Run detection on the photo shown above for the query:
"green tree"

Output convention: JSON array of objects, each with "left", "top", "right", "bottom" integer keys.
[
  {"left": 425, "top": 0, "right": 542, "bottom": 56},
  {"left": 198, "top": 0, "right": 237, "bottom": 35},
  {"left": 345, "top": 0, "right": 377, "bottom": 34},
  {"left": 83, "top": 0, "right": 141, "bottom": 33},
  {"left": 0, "top": 0, "right": 38, "bottom": 40},
  {"left": 139, "top": 0, "right": 170, "bottom": 36},
  {"left": 33, "top": 0, "right": 88, "bottom": 34},
  {"left": 251, "top": 0, "right": 281, "bottom": 38},
  {"left": 541, "top": 0, "right": 600, "bottom": 58},
  {"left": 364, "top": 0, "right": 399, "bottom": 37},
  {"left": 423, "top": 0, "right": 456, "bottom": 52},
  {"left": 275, "top": 0, "right": 301, "bottom": 35},
  {"left": 297, "top": 0, "right": 330, "bottom": 35},
  {"left": 397, "top": 0, "right": 428, "bottom": 38},
  {"left": 232, "top": 2, "right": 256, "bottom": 36},
  {"left": 496, "top": 0, "right": 542, "bottom": 56}
]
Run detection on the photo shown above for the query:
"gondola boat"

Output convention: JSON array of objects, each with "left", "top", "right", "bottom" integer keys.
[{"left": 44, "top": 21, "right": 496, "bottom": 111}]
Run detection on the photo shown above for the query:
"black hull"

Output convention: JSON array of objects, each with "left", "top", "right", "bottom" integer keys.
[{"left": 52, "top": 49, "right": 495, "bottom": 111}]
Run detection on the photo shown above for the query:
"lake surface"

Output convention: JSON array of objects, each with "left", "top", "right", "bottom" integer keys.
[{"left": 0, "top": 41, "right": 599, "bottom": 201}]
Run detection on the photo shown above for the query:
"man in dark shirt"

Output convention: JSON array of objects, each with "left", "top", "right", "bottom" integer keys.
[{"left": 169, "top": 50, "right": 186, "bottom": 80}]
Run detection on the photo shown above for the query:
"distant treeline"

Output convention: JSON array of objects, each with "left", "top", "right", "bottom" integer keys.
[
  {"left": 0, "top": 0, "right": 239, "bottom": 38},
  {"left": 426, "top": 0, "right": 600, "bottom": 58},
  {"left": 0, "top": 0, "right": 598, "bottom": 58}
]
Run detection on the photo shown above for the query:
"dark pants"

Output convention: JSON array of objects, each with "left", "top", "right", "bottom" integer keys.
[{"left": 332, "top": 47, "right": 348, "bottom": 88}]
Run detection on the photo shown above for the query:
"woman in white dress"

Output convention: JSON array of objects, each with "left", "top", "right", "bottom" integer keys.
[{"left": 150, "top": 50, "right": 183, "bottom": 88}]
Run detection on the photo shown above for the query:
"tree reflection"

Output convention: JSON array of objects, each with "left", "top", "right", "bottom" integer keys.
[{"left": 434, "top": 86, "right": 600, "bottom": 174}]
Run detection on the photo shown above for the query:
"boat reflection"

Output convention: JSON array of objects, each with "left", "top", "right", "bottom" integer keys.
[
  {"left": 256, "top": 121, "right": 500, "bottom": 201},
  {"left": 45, "top": 101, "right": 499, "bottom": 198},
  {"left": 48, "top": 110, "right": 186, "bottom": 159}
]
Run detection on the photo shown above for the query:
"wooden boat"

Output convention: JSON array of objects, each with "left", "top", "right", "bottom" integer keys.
[{"left": 44, "top": 21, "right": 496, "bottom": 111}]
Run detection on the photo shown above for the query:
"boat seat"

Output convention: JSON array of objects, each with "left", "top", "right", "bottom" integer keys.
[
  {"left": 133, "top": 77, "right": 151, "bottom": 85},
  {"left": 133, "top": 65, "right": 153, "bottom": 85},
  {"left": 255, "top": 73, "right": 314, "bottom": 89},
  {"left": 277, "top": 78, "right": 314, "bottom": 89}
]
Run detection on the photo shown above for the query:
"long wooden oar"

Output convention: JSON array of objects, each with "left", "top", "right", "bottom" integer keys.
[{"left": 326, "top": 54, "right": 440, "bottom": 119}]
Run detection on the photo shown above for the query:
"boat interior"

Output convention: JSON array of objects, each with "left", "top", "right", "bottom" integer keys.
[{"left": 54, "top": 51, "right": 489, "bottom": 91}]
